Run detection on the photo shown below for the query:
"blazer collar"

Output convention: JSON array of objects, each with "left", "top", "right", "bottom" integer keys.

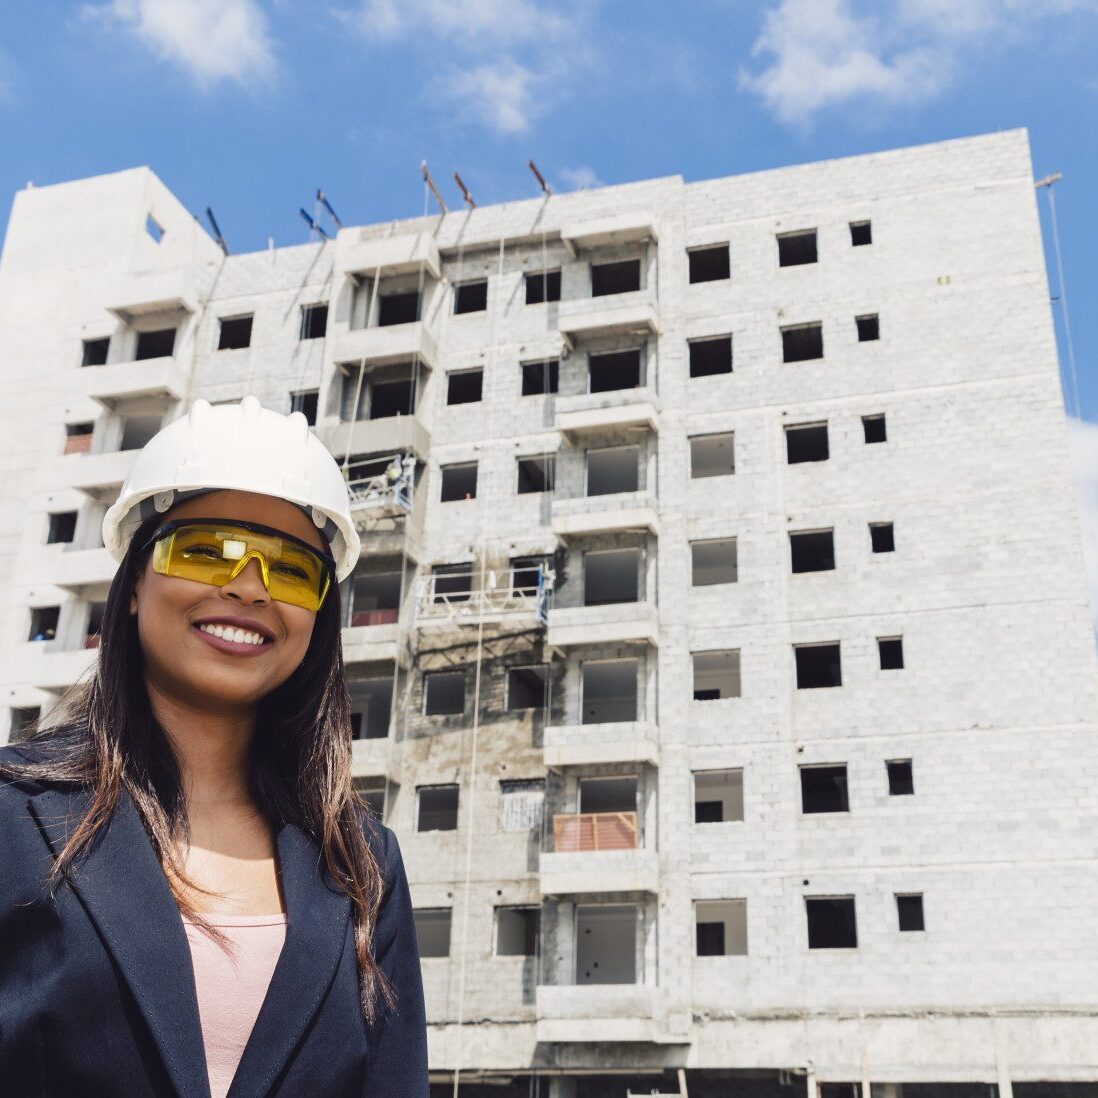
[{"left": 29, "top": 785, "right": 352, "bottom": 1098}]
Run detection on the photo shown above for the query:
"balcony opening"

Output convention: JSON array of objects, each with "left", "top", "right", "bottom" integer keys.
[
  {"left": 414, "top": 909, "right": 452, "bottom": 957},
  {"left": 696, "top": 899, "right": 747, "bottom": 956},
  {"left": 417, "top": 784, "right": 459, "bottom": 831},
  {"left": 850, "top": 220, "right": 873, "bottom": 246},
  {"left": 586, "top": 445, "right": 638, "bottom": 496},
  {"left": 47, "top": 511, "right": 78, "bottom": 545},
  {"left": 591, "top": 259, "right": 641, "bottom": 297},
  {"left": 496, "top": 906, "right": 540, "bottom": 956},
  {"left": 870, "top": 522, "right": 895, "bottom": 553},
  {"left": 785, "top": 422, "right": 829, "bottom": 464},
  {"left": 806, "top": 896, "right": 857, "bottom": 948},
  {"left": 689, "top": 336, "right": 733, "bottom": 378},
  {"left": 692, "top": 650, "right": 740, "bottom": 700},
  {"left": 778, "top": 229, "right": 818, "bottom": 267},
  {"left": 507, "top": 665, "right": 548, "bottom": 710},
  {"left": 800, "top": 764, "right": 849, "bottom": 813},
  {"left": 690, "top": 432, "right": 734, "bottom": 478},
  {"left": 896, "top": 893, "right": 925, "bottom": 932},
  {"left": 135, "top": 328, "right": 176, "bottom": 361},
  {"left": 86, "top": 601, "right": 106, "bottom": 647},
  {"left": 424, "top": 671, "right": 465, "bottom": 716},
  {"left": 576, "top": 904, "right": 637, "bottom": 984},
  {"left": 440, "top": 462, "right": 477, "bottom": 502},
  {"left": 795, "top": 642, "right": 842, "bottom": 689},
  {"left": 782, "top": 322, "right": 824, "bottom": 362},
  {"left": 517, "top": 454, "right": 555, "bottom": 494},
  {"left": 447, "top": 369, "right": 483, "bottom": 405},
  {"left": 819, "top": 1087, "right": 859, "bottom": 1098},
  {"left": 300, "top": 303, "right": 328, "bottom": 340},
  {"left": 691, "top": 538, "right": 737, "bottom": 586},
  {"left": 454, "top": 280, "right": 488, "bottom": 314},
  {"left": 120, "top": 414, "right": 162, "bottom": 451},
  {"left": 511, "top": 556, "right": 547, "bottom": 595},
  {"left": 588, "top": 349, "right": 641, "bottom": 393},
  {"left": 688, "top": 244, "right": 730, "bottom": 284},
  {"left": 349, "top": 677, "right": 392, "bottom": 740},
  {"left": 81, "top": 337, "right": 110, "bottom": 367},
  {"left": 856, "top": 313, "right": 880, "bottom": 342},
  {"left": 377, "top": 290, "right": 420, "bottom": 327},
  {"left": 348, "top": 569, "right": 401, "bottom": 627},
  {"left": 290, "top": 388, "right": 318, "bottom": 426},
  {"left": 887, "top": 758, "right": 914, "bottom": 795},
  {"left": 521, "top": 358, "right": 559, "bottom": 396},
  {"left": 29, "top": 606, "right": 59, "bottom": 642},
  {"left": 579, "top": 775, "right": 636, "bottom": 814},
  {"left": 374, "top": 376, "right": 417, "bottom": 420},
  {"left": 863, "top": 413, "right": 887, "bottom": 443},
  {"left": 878, "top": 636, "right": 904, "bottom": 670},
  {"left": 694, "top": 769, "right": 744, "bottom": 823},
  {"left": 217, "top": 315, "right": 252, "bottom": 351},
  {"left": 581, "top": 659, "right": 638, "bottom": 724},
  {"left": 790, "top": 529, "right": 835, "bottom": 573},
  {"left": 525, "top": 269, "right": 561, "bottom": 304},
  {"left": 353, "top": 777, "right": 386, "bottom": 819},
  {"left": 64, "top": 422, "right": 94, "bottom": 455},
  {"left": 583, "top": 548, "right": 639, "bottom": 606},
  {"left": 9, "top": 706, "right": 40, "bottom": 743}
]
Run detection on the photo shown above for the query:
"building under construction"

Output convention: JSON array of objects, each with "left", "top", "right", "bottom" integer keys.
[{"left": 1, "top": 129, "right": 1096, "bottom": 1096}]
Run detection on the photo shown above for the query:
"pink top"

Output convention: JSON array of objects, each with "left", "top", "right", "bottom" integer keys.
[{"left": 183, "top": 913, "right": 287, "bottom": 1098}]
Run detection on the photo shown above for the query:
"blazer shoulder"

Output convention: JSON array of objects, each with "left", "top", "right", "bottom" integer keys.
[
  {"left": 358, "top": 812, "right": 404, "bottom": 887},
  {"left": 0, "top": 743, "right": 57, "bottom": 797}
]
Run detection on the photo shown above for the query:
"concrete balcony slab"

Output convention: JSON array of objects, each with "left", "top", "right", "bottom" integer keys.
[
  {"left": 82, "top": 357, "right": 187, "bottom": 408},
  {"left": 551, "top": 491, "right": 658, "bottom": 539},
  {"left": 351, "top": 737, "right": 396, "bottom": 780},
  {"left": 341, "top": 622, "right": 410, "bottom": 668},
  {"left": 319, "top": 415, "right": 431, "bottom": 463},
  {"left": 560, "top": 213, "right": 658, "bottom": 253},
  {"left": 52, "top": 547, "right": 118, "bottom": 592},
  {"left": 107, "top": 268, "right": 200, "bottom": 321},
  {"left": 47, "top": 449, "right": 137, "bottom": 494},
  {"left": 337, "top": 231, "right": 441, "bottom": 280},
  {"left": 544, "top": 721, "right": 659, "bottom": 768},
  {"left": 331, "top": 323, "right": 438, "bottom": 370},
  {"left": 546, "top": 603, "right": 659, "bottom": 648},
  {"left": 534, "top": 986, "right": 688, "bottom": 1045},
  {"left": 539, "top": 848, "right": 658, "bottom": 895},
  {"left": 22, "top": 646, "right": 98, "bottom": 692},
  {"left": 555, "top": 390, "right": 659, "bottom": 437},
  {"left": 557, "top": 294, "right": 659, "bottom": 347}
]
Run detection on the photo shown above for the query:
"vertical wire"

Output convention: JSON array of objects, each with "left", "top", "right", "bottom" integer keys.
[{"left": 1044, "top": 184, "right": 1081, "bottom": 419}]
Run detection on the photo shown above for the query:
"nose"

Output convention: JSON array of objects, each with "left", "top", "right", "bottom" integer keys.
[{"left": 220, "top": 556, "right": 271, "bottom": 606}]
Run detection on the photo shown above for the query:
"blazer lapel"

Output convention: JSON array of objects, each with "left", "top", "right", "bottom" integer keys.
[
  {"left": 29, "top": 787, "right": 211, "bottom": 1098},
  {"left": 226, "top": 823, "right": 351, "bottom": 1098}
]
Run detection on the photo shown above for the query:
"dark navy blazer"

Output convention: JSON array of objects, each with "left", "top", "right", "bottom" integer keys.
[{"left": 0, "top": 746, "right": 429, "bottom": 1097}]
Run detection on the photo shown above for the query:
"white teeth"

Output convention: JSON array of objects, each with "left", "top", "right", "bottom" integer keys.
[{"left": 198, "top": 623, "right": 266, "bottom": 646}]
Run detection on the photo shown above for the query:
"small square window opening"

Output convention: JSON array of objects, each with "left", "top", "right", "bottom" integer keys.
[
  {"left": 290, "top": 389, "right": 319, "bottom": 426},
  {"left": 850, "top": 220, "right": 873, "bottom": 246},
  {"left": 689, "top": 336, "right": 733, "bottom": 378},
  {"left": 218, "top": 315, "right": 253, "bottom": 351},
  {"left": 806, "top": 896, "right": 857, "bottom": 949},
  {"left": 47, "top": 512, "right": 78, "bottom": 545},
  {"left": 862, "top": 414, "right": 887, "bottom": 444},
  {"left": 794, "top": 643, "right": 842, "bottom": 689},
  {"left": 778, "top": 229, "right": 817, "bottom": 267},
  {"left": 521, "top": 359, "right": 559, "bottom": 396},
  {"left": 417, "top": 785, "right": 459, "bottom": 831},
  {"left": 800, "top": 764, "right": 849, "bottom": 813},
  {"left": 517, "top": 455, "right": 555, "bottom": 494},
  {"left": 81, "top": 338, "right": 110, "bottom": 367},
  {"left": 878, "top": 636, "right": 904, "bottom": 670},
  {"left": 782, "top": 322, "right": 824, "bottom": 363},
  {"left": 870, "top": 522, "right": 895, "bottom": 553},
  {"left": 688, "top": 244, "right": 730, "bottom": 284},
  {"left": 896, "top": 893, "right": 925, "bottom": 932},
  {"left": 887, "top": 758, "right": 914, "bottom": 795},
  {"left": 856, "top": 314, "right": 880, "bottom": 342},
  {"left": 440, "top": 463, "right": 478, "bottom": 502},
  {"left": 424, "top": 671, "right": 465, "bottom": 716},
  {"left": 785, "top": 423, "right": 829, "bottom": 464},
  {"left": 447, "top": 370, "right": 483, "bottom": 405},
  {"left": 690, "top": 433, "right": 734, "bottom": 478},
  {"left": 454, "top": 280, "right": 488, "bottom": 314},
  {"left": 300, "top": 303, "right": 328, "bottom": 340},
  {"left": 790, "top": 530, "right": 835, "bottom": 573},
  {"left": 525, "top": 270, "right": 561, "bottom": 305}
]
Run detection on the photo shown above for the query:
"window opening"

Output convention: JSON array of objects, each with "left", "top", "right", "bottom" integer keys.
[
  {"left": 217, "top": 315, "right": 253, "bottom": 351},
  {"left": 782, "top": 322, "right": 823, "bottom": 362},
  {"left": 794, "top": 643, "right": 842, "bottom": 688},
  {"left": 856, "top": 313, "right": 880, "bottom": 342},
  {"left": 806, "top": 896, "right": 857, "bottom": 948},
  {"left": 581, "top": 659, "right": 638, "bottom": 724},
  {"left": 496, "top": 907, "right": 540, "bottom": 956},
  {"left": 290, "top": 389, "right": 318, "bottom": 426},
  {"left": 588, "top": 349, "right": 641, "bottom": 393},
  {"left": 29, "top": 606, "right": 59, "bottom": 642},
  {"left": 693, "top": 769, "right": 744, "bottom": 823},
  {"left": 689, "top": 336, "right": 733, "bottom": 378},
  {"left": 517, "top": 455, "right": 555, "bottom": 494},
  {"left": 81, "top": 338, "right": 110, "bottom": 367},
  {"left": 135, "top": 328, "right": 176, "bottom": 360},
  {"left": 690, "top": 432, "right": 734, "bottom": 478},
  {"left": 790, "top": 530, "right": 835, "bottom": 573},
  {"left": 583, "top": 549, "right": 639, "bottom": 606},
  {"left": 424, "top": 671, "right": 465, "bottom": 716},
  {"left": 696, "top": 900, "right": 747, "bottom": 956},
  {"left": 378, "top": 290, "right": 420, "bottom": 326},
  {"left": 507, "top": 665, "right": 548, "bottom": 710},
  {"left": 870, "top": 522, "right": 895, "bottom": 553},
  {"left": 691, "top": 538, "right": 737, "bottom": 586},
  {"left": 800, "top": 764, "right": 849, "bottom": 813},
  {"left": 688, "top": 244, "right": 730, "bottom": 284},
  {"left": 896, "top": 894, "right": 925, "bottom": 932},
  {"left": 47, "top": 512, "right": 78, "bottom": 545},
  {"left": 887, "top": 759, "right": 914, "bottom": 795},
  {"left": 521, "top": 359, "right": 558, "bottom": 396},
  {"left": 414, "top": 909, "right": 452, "bottom": 957},
  {"left": 778, "top": 229, "right": 817, "bottom": 267},
  {"left": 447, "top": 370, "right": 483, "bottom": 405},
  {"left": 525, "top": 270, "right": 561, "bottom": 304},
  {"left": 440, "top": 462, "right": 477, "bottom": 502},
  {"left": 862, "top": 414, "right": 887, "bottom": 443},
  {"left": 349, "top": 678, "right": 392, "bottom": 740},
  {"left": 850, "top": 220, "right": 872, "bottom": 246},
  {"left": 785, "top": 423, "right": 829, "bottom": 464},
  {"left": 591, "top": 259, "right": 640, "bottom": 297},
  {"left": 692, "top": 650, "right": 741, "bottom": 700},
  {"left": 878, "top": 636, "right": 904, "bottom": 670},
  {"left": 300, "top": 303, "right": 328, "bottom": 340},
  {"left": 454, "top": 280, "right": 488, "bottom": 314},
  {"left": 586, "top": 446, "right": 638, "bottom": 496},
  {"left": 417, "top": 785, "right": 459, "bottom": 830}
]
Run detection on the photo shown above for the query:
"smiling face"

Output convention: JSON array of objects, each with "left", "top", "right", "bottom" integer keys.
[{"left": 131, "top": 490, "right": 329, "bottom": 714}]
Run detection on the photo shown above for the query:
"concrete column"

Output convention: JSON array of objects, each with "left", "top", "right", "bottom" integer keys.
[{"left": 548, "top": 1078, "right": 576, "bottom": 1098}]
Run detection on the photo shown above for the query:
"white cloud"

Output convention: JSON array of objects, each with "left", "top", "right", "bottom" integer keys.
[
  {"left": 84, "top": 0, "right": 276, "bottom": 88},
  {"left": 559, "top": 166, "right": 603, "bottom": 190},
  {"left": 1068, "top": 417, "right": 1098, "bottom": 639},
  {"left": 346, "top": 0, "right": 568, "bottom": 47},
  {"left": 434, "top": 59, "right": 540, "bottom": 135},
  {"left": 741, "top": 0, "right": 1095, "bottom": 124}
]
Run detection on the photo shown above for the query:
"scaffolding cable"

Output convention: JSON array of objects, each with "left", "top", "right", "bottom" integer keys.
[{"left": 1036, "top": 172, "right": 1081, "bottom": 419}]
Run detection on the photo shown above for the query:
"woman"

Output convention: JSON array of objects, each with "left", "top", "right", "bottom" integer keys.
[{"left": 0, "top": 397, "right": 428, "bottom": 1097}]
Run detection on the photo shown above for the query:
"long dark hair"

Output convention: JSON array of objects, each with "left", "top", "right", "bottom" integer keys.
[{"left": 2, "top": 514, "right": 394, "bottom": 1023}]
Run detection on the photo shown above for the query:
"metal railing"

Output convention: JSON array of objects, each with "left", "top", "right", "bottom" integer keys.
[
  {"left": 347, "top": 608, "right": 399, "bottom": 628},
  {"left": 414, "top": 565, "right": 551, "bottom": 627},
  {"left": 552, "top": 810, "right": 638, "bottom": 852}
]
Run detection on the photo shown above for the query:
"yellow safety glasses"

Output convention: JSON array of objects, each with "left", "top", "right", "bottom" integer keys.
[{"left": 143, "top": 518, "right": 334, "bottom": 612}]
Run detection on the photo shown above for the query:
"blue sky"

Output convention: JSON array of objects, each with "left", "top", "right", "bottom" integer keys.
[{"left": 1, "top": 0, "right": 1097, "bottom": 625}]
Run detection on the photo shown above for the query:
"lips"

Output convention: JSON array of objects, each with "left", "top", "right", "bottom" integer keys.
[{"left": 191, "top": 615, "right": 275, "bottom": 656}]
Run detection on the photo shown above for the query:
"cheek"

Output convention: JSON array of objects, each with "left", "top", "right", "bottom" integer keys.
[{"left": 278, "top": 606, "right": 317, "bottom": 662}]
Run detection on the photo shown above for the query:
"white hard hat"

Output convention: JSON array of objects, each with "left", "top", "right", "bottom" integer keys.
[{"left": 102, "top": 396, "right": 361, "bottom": 581}]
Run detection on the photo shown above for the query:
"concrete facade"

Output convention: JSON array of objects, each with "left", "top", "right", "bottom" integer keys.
[{"left": 1, "top": 130, "right": 1097, "bottom": 1095}]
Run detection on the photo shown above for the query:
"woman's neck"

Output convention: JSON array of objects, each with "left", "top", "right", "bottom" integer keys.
[{"left": 145, "top": 678, "right": 256, "bottom": 810}]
